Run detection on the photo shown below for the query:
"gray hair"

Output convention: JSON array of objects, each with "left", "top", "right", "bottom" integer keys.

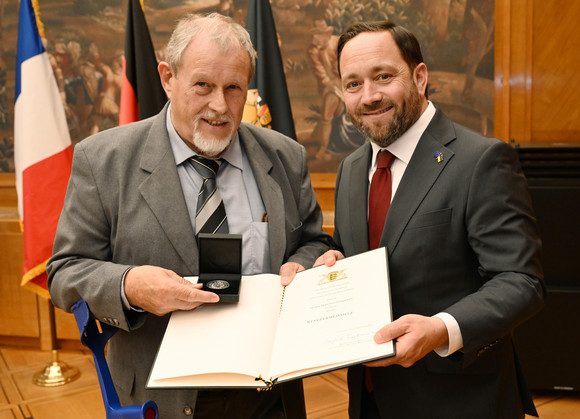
[{"left": 165, "top": 12, "right": 256, "bottom": 80}]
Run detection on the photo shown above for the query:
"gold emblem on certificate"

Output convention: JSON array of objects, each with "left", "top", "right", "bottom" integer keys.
[
  {"left": 206, "top": 280, "right": 230, "bottom": 290},
  {"left": 318, "top": 269, "right": 347, "bottom": 285}
]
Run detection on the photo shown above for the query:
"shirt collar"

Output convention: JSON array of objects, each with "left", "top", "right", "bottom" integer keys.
[
  {"left": 371, "top": 100, "right": 436, "bottom": 167},
  {"left": 166, "top": 103, "right": 243, "bottom": 170}
]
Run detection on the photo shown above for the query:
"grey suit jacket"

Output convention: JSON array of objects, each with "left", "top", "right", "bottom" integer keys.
[
  {"left": 47, "top": 104, "right": 331, "bottom": 417},
  {"left": 334, "top": 108, "right": 545, "bottom": 418}
]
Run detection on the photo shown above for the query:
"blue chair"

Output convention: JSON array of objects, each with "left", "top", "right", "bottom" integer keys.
[{"left": 71, "top": 299, "right": 159, "bottom": 419}]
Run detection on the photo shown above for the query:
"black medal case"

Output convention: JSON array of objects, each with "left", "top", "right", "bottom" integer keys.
[{"left": 198, "top": 233, "right": 242, "bottom": 303}]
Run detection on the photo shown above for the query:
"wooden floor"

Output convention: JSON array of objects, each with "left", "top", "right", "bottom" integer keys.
[{"left": 1, "top": 345, "right": 579, "bottom": 418}]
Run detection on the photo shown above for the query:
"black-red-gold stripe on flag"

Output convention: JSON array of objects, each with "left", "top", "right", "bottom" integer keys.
[{"left": 119, "top": 0, "right": 166, "bottom": 125}]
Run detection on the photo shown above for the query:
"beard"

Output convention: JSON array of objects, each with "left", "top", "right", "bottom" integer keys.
[
  {"left": 191, "top": 112, "right": 235, "bottom": 158},
  {"left": 349, "top": 82, "right": 423, "bottom": 148}
]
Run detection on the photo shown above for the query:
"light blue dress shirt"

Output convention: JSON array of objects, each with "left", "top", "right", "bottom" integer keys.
[{"left": 166, "top": 106, "right": 270, "bottom": 275}]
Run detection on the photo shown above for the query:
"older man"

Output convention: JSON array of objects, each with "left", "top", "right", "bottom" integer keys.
[{"left": 48, "top": 13, "right": 331, "bottom": 418}]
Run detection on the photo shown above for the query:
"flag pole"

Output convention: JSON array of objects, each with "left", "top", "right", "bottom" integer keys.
[
  {"left": 16, "top": 0, "right": 78, "bottom": 386},
  {"left": 33, "top": 299, "right": 80, "bottom": 387}
]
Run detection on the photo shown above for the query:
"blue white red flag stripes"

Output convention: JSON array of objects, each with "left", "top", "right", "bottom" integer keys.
[{"left": 15, "top": 0, "right": 73, "bottom": 298}]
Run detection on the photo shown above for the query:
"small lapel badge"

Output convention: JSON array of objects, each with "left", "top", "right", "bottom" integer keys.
[{"left": 434, "top": 151, "right": 444, "bottom": 163}]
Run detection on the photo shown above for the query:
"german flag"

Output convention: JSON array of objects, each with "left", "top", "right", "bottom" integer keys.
[
  {"left": 119, "top": 0, "right": 166, "bottom": 125},
  {"left": 243, "top": 0, "right": 296, "bottom": 139}
]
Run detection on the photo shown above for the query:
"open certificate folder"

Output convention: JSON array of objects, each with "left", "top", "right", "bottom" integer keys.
[{"left": 147, "top": 247, "right": 395, "bottom": 389}]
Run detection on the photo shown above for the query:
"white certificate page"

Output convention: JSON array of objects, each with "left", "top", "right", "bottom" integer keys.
[{"left": 269, "top": 248, "right": 394, "bottom": 379}]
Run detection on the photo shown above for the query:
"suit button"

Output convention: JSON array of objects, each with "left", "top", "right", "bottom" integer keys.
[
  {"left": 103, "top": 317, "right": 119, "bottom": 326},
  {"left": 183, "top": 405, "right": 193, "bottom": 415}
]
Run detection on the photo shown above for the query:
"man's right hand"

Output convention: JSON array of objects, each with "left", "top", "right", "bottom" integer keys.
[{"left": 124, "top": 265, "right": 219, "bottom": 316}]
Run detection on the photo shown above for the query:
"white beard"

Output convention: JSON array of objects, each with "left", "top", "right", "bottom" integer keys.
[{"left": 191, "top": 113, "right": 235, "bottom": 157}]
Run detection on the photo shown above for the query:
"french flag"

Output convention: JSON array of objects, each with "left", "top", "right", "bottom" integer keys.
[{"left": 14, "top": 0, "right": 73, "bottom": 297}]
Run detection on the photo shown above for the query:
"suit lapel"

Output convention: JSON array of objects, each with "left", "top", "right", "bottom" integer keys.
[
  {"left": 383, "top": 110, "right": 456, "bottom": 256},
  {"left": 138, "top": 106, "right": 198, "bottom": 273},
  {"left": 348, "top": 144, "right": 373, "bottom": 254},
  {"left": 238, "top": 125, "right": 286, "bottom": 270}
]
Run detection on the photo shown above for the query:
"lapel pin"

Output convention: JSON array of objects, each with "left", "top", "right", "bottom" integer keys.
[{"left": 434, "top": 151, "right": 444, "bottom": 163}]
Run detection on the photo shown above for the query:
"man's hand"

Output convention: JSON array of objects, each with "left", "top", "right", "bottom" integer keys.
[
  {"left": 279, "top": 262, "right": 305, "bottom": 286},
  {"left": 365, "top": 314, "right": 449, "bottom": 368},
  {"left": 313, "top": 249, "right": 345, "bottom": 268},
  {"left": 280, "top": 251, "right": 345, "bottom": 286},
  {"left": 124, "top": 265, "right": 219, "bottom": 316}
]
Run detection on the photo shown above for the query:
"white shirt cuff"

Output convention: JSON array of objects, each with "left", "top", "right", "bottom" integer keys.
[{"left": 433, "top": 312, "right": 463, "bottom": 357}]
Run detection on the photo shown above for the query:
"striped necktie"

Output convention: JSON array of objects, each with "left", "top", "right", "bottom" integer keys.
[{"left": 190, "top": 156, "right": 228, "bottom": 236}]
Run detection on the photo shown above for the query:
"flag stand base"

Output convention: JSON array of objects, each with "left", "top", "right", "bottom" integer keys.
[
  {"left": 33, "top": 301, "right": 81, "bottom": 387},
  {"left": 33, "top": 349, "right": 80, "bottom": 387}
]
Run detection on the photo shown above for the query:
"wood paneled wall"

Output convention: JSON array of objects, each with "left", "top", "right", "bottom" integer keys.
[
  {"left": 311, "top": 173, "right": 335, "bottom": 236},
  {"left": 494, "top": 0, "right": 580, "bottom": 143},
  {"left": 2, "top": 0, "right": 579, "bottom": 347},
  {"left": 0, "top": 174, "right": 82, "bottom": 349}
]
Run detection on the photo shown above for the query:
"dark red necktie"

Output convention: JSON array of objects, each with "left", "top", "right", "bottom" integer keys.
[
  {"left": 368, "top": 150, "right": 395, "bottom": 250},
  {"left": 366, "top": 150, "right": 394, "bottom": 393}
]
